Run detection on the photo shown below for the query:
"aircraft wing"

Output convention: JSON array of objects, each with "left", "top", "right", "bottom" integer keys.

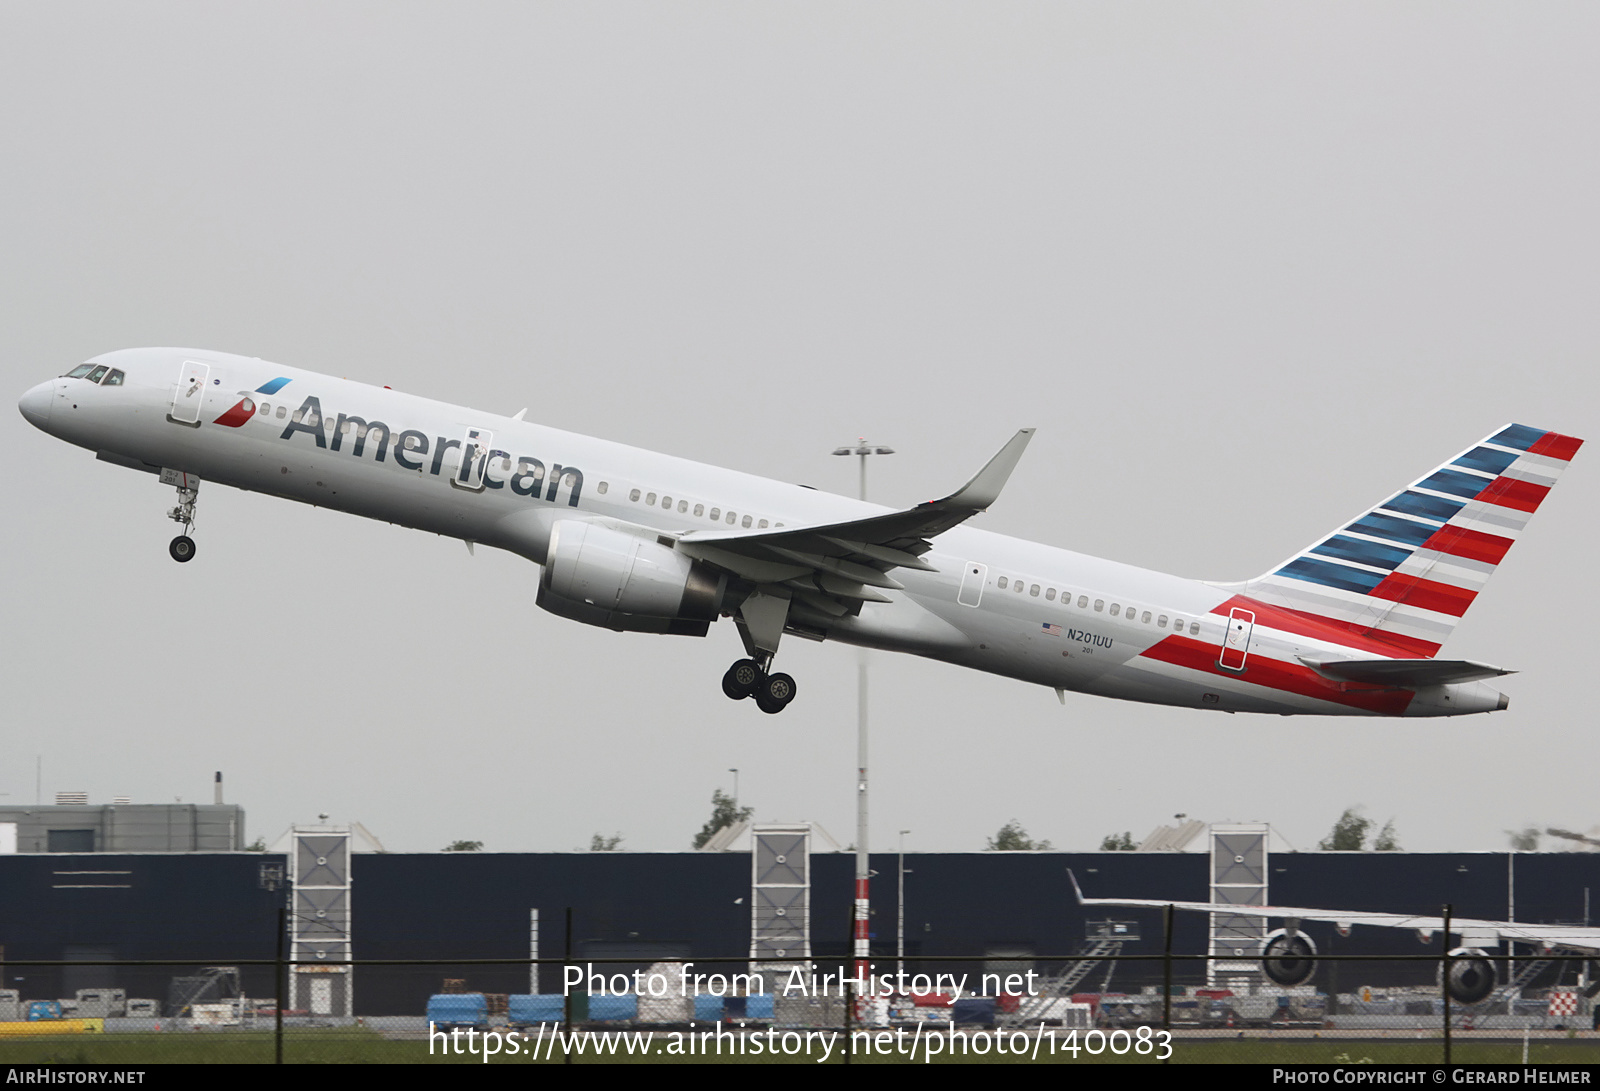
[
  {"left": 675, "top": 429, "right": 1034, "bottom": 618},
  {"left": 1069, "top": 871, "right": 1600, "bottom": 953}
]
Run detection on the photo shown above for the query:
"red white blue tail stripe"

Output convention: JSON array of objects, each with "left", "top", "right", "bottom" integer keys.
[{"left": 1238, "top": 424, "right": 1582, "bottom": 657}]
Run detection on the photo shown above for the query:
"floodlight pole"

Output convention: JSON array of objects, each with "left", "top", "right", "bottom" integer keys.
[
  {"left": 834, "top": 439, "right": 893, "bottom": 1019},
  {"left": 898, "top": 829, "right": 911, "bottom": 982}
]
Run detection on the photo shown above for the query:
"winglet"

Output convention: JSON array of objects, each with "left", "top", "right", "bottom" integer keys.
[
  {"left": 944, "top": 428, "right": 1034, "bottom": 511},
  {"left": 1067, "top": 868, "right": 1087, "bottom": 905}
]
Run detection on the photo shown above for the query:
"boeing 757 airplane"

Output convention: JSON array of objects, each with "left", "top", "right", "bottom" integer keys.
[{"left": 18, "top": 348, "right": 1582, "bottom": 716}]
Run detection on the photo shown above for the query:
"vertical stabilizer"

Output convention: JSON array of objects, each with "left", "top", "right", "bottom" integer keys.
[{"left": 1236, "top": 424, "right": 1582, "bottom": 657}]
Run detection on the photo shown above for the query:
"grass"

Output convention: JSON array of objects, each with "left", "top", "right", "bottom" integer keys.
[{"left": 0, "top": 1027, "right": 1594, "bottom": 1064}]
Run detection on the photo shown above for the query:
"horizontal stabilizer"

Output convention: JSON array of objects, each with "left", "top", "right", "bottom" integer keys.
[{"left": 1296, "top": 657, "right": 1513, "bottom": 687}]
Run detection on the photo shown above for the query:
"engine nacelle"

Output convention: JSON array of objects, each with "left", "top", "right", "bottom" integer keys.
[
  {"left": 1441, "top": 947, "right": 1496, "bottom": 1005},
  {"left": 537, "top": 520, "right": 725, "bottom": 636},
  {"left": 1261, "top": 930, "right": 1318, "bottom": 987}
]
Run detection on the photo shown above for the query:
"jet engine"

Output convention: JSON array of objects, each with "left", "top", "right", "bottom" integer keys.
[
  {"left": 1261, "top": 929, "right": 1318, "bottom": 987},
  {"left": 537, "top": 519, "right": 726, "bottom": 636},
  {"left": 1440, "top": 948, "right": 1496, "bottom": 1005}
]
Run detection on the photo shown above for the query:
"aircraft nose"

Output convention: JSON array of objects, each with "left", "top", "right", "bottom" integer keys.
[{"left": 18, "top": 381, "right": 53, "bottom": 430}]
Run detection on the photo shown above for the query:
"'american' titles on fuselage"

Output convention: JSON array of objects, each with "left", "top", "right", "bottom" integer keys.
[{"left": 275, "top": 393, "right": 584, "bottom": 505}]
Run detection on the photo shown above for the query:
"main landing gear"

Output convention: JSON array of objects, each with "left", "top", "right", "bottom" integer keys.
[
  {"left": 726, "top": 590, "right": 796, "bottom": 713},
  {"left": 721, "top": 658, "right": 797, "bottom": 715},
  {"left": 166, "top": 475, "right": 199, "bottom": 563}
]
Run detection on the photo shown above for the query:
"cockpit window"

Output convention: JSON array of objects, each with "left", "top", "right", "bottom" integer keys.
[
  {"left": 101, "top": 369, "right": 125, "bottom": 386},
  {"left": 86, "top": 366, "right": 109, "bottom": 383},
  {"left": 65, "top": 364, "right": 95, "bottom": 378}
]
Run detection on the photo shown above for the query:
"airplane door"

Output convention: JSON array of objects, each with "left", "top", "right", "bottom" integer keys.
[
  {"left": 957, "top": 562, "right": 987, "bottom": 607},
  {"left": 167, "top": 361, "right": 209, "bottom": 427},
  {"left": 451, "top": 427, "right": 492, "bottom": 491},
  {"left": 1217, "top": 608, "right": 1255, "bottom": 671}
]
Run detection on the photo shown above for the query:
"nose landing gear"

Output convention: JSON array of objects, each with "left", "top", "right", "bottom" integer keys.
[
  {"left": 164, "top": 471, "right": 200, "bottom": 563},
  {"left": 721, "top": 657, "right": 798, "bottom": 714}
]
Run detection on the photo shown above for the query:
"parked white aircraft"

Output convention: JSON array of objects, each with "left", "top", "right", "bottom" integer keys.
[
  {"left": 1070, "top": 871, "right": 1600, "bottom": 1005},
  {"left": 18, "top": 348, "right": 1583, "bottom": 715}
]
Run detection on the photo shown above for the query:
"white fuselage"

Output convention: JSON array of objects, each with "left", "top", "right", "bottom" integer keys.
[{"left": 19, "top": 347, "right": 1512, "bottom": 717}]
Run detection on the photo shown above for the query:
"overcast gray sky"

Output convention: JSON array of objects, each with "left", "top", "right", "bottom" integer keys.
[{"left": 3, "top": 3, "right": 1596, "bottom": 856}]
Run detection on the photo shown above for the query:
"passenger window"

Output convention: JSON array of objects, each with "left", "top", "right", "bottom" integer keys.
[
  {"left": 1109, "top": 604, "right": 1120, "bottom": 616},
  {"left": 710, "top": 508, "right": 721, "bottom": 521},
  {"left": 405, "top": 435, "right": 419, "bottom": 449},
  {"left": 1158, "top": 615, "right": 1168, "bottom": 628},
  {"left": 1094, "top": 599, "right": 1104, "bottom": 612},
  {"left": 694, "top": 504, "right": 704, "bottom": 517},
  {"left": 997, "top": 577, "right": 1008, "bottom": 590},
  {"left": 102, "top": 369, "right": 125, "bottom": 386},
  {"left": 1190, "top": 621, "right": 1200, "bottom": 636},
  {"left": 629, "top": 489, "right": 640, "bottom": 502},
  {"left": 356, "top": 424, "right": 367, "bottom": 438},
  {"left": 597, "top": 482, "right": 609, "bottom": 495},
  {"left": 758, "top": 519, "right": 768, "bottom": 528},
  {"left": 1078, "top": 595, "right": 1088, "bottom": 609},
  {"left": 1014, "top": 581, "right": 1024, "bottom": 593},
  {"left": 742, "top": 515, "right": 752, "bottom": 528},
  {"left": 1141, "top": 611, "right": 1151, "bottom": 624},
  {"left": 276, "top": 406, "right": 286, "bottom": 419},
  {"left": 340, "top": 420, "right": 352, "bottom": 434},
  {"left": 662, "top": 496, "right": 672, "bottom": 508},
  {"left": 679, "top": 500, "right": 688, "bottom": 513},
  {"left": 726, "top": 512, "right": 736, "bottom": 524},
  {"left": 86, "top": 366, "right": 108, "bottom": 382},
  {"left": 1045, "top": 589, "right": 1055, "bottom": 601},
  {"left": 1030, "top": 584, "right": 1040, "bottom": 597},
  {"left": 646, "top": 493, "right": 657, "bottom": 505}
]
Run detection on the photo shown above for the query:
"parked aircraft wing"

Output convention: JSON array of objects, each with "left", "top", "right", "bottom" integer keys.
[{"left": 1068, "top": 870, "right": 1600, "bottom": 953}]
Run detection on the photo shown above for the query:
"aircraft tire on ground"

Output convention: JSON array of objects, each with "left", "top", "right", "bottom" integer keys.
[
  {"left": 722, "top": 659, "right": 761, "bottom": 700},
  {"left": 756, "top": 672, "right": 796, "bottom": 714},
  {"left": 169, "top": 535, "right": 197, "bottom": 563}
]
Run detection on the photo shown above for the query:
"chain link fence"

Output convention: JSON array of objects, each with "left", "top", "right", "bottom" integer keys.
[{"left": 0, "top": 946, "right": 1595, "bottom": 1064}]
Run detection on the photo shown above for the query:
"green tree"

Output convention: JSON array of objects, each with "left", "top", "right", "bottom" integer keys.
[
  {"left": 987, "top": 819, "right": 1052, "bottom": 851},
  {"left": 1100, "top": 831, "right": 1137, "bottom": 851},
  {"left": 1372, "top": 820, "right": 1400, "bottom": 852},
  {"left": 1507, "top": 826, "right": 1541, "bottom": 851},
  {"left": 692, "top": 790, "right": 753, "bottom": 849},
  {"left": 589, "top": 833, "right": 624, "bottom": 851},
  {"left": 1319, "top": 808, "right": 1371, "bottom": 851},
  {"left": 443, "top": 840, "right": 483, "bottom": 853}
]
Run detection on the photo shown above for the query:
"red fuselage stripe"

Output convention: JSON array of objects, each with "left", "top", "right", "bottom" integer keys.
[
  {"left": 1137, "top": 634, "right": 1415, "bottom": 714},
  {"left": 1212, "top": 595, "right": 1442, "bottom": 658}
]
